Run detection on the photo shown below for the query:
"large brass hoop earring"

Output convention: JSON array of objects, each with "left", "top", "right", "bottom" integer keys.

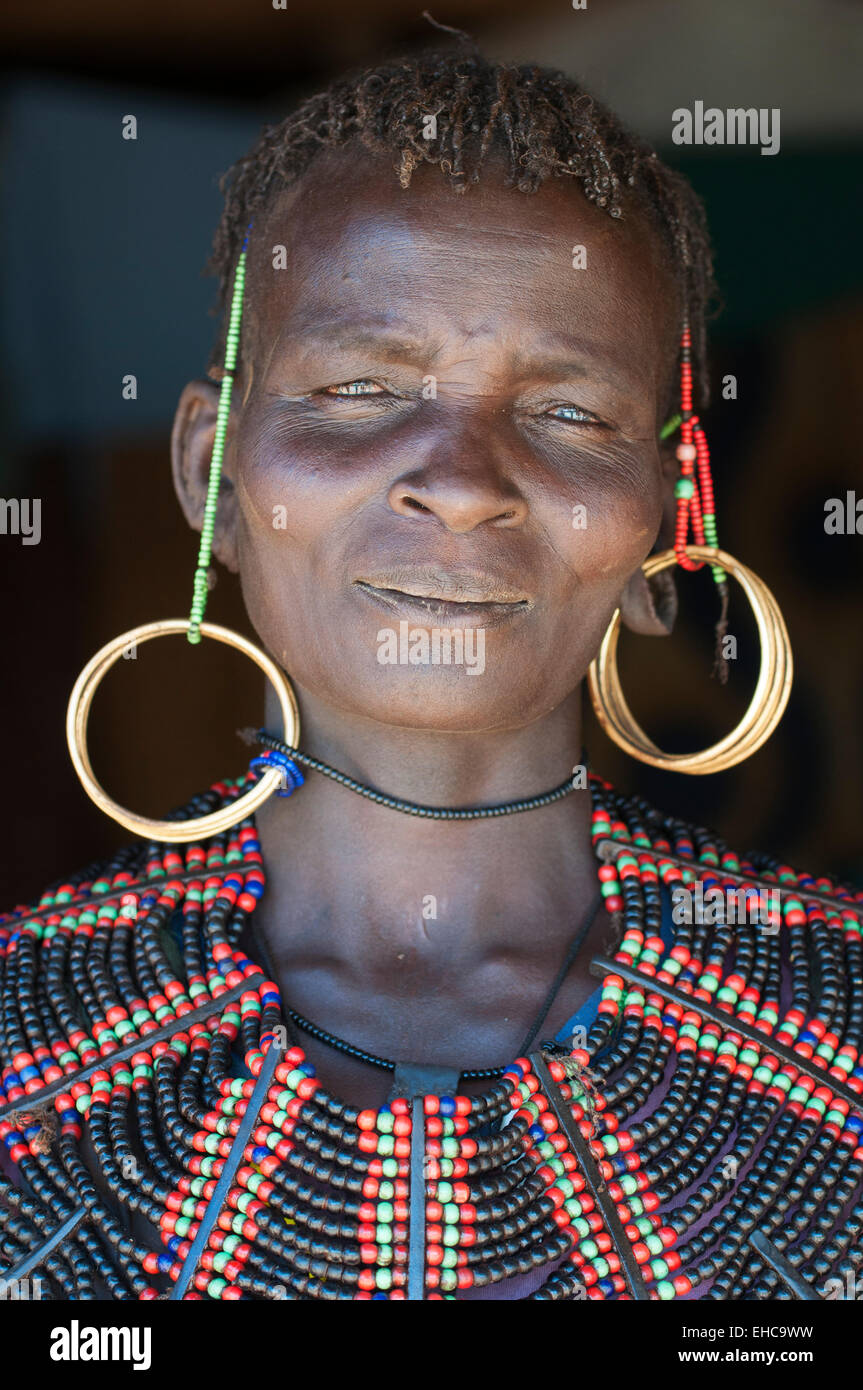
[
  {"left": 587, "top": 546, "right": 792, "bottom": 774},
  {"left": 66, "top": 619, "right": 300, "bottom": 841}
]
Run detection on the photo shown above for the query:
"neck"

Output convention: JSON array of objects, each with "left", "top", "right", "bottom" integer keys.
[{"left": 254, "top": 682, "right": 599, "bottom": 972}]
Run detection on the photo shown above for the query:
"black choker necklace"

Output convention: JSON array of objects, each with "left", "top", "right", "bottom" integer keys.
[{"left": 249, "top": 729, "right": 588, "bottom": 820}]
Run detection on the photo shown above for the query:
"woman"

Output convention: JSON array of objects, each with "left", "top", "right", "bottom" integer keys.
[{"left": 1, "top": 48, "right": 860, "bottom": 1303}]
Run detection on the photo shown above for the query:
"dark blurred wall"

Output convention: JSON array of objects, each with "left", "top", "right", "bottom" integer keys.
[{"left": 1, "top": 0, "right": 861, "bottom": 904}]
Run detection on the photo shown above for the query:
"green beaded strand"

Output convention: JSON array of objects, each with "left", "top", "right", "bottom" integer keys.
[
  {"left": 659, "top": 412, "right": 681, "bottom": 441},
  {"left": 188, "top": 229, "right": 251, "bottom": 644}
]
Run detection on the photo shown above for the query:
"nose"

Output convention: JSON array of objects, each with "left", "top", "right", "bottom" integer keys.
[{"left": 386, "top": 436, "right": 529, "bottom": 534}]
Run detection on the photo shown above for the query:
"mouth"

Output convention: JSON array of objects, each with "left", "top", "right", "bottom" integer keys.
[{"left": 355, "top": 569, "right": 531, "bottom": 627}]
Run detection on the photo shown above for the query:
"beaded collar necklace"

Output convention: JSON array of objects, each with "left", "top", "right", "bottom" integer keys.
[{"left": 2, "top": 768, "right": 862, "bottom": 1301}]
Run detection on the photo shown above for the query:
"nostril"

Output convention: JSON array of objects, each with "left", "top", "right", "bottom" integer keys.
[{"left": 402, "top": 496, "right": 432, "bottom": 513}]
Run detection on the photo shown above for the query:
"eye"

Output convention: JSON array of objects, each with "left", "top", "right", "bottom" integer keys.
[
  {"left": 544, "top": 403, "right": 602, "bottom": 425},
  {"left": 323, "top": 380, "right": 388, "bottom": 397}
]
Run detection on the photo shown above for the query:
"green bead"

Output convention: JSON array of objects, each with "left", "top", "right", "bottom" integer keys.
[{"left": 674, "top": 478, "right": 695, "bottom": 499}]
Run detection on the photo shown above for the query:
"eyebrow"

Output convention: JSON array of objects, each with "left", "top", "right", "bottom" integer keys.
[{"left": 287, "top": 315, "right": 426, "bottom": 361}]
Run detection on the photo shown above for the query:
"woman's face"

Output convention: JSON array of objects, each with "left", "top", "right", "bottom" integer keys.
[{"left": 174, "top": 145, "right": 679, "bottom": 732}]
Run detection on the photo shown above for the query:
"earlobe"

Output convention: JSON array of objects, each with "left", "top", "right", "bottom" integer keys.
[
  {"left": 619, "top": 440, "right": 679, "bottom": 636},
  {"left": 170, "top": 378, "right": 240, "bottom": 574},
  {"left": 619, "top": 564, "right": 678, "bottom": 636}
]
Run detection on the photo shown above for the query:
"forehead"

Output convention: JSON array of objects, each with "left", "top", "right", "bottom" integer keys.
[{"left": 246, "top": 144, "right": 678, "bottom": 378}]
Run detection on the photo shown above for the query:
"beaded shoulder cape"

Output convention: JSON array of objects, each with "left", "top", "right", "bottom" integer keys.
[{"left": 2, "top": 770, "right": 862, "bottom": 1302}]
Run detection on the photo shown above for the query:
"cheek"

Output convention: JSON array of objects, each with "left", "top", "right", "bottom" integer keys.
[
  {"left": 535, "top": 450, "right": 665, "bottom": 598},
  {"left": 229, "top": 408, "right": 362, "bottom": 581}
]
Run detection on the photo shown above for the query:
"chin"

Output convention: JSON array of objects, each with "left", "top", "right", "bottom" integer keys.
[{"left": 294, "top": 657, "right": 563, "bottom": 733}]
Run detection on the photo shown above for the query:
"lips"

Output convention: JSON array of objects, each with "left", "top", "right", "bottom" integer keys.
[{"left": 355, "top": 567, "right": 531, "bottom": 627}]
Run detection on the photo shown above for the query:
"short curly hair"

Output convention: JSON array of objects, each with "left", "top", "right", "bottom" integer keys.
[{"left": 207, "top": 46, "right": 717, "bottom": 408}]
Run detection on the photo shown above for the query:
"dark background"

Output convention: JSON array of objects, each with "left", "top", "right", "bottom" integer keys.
[{"left": 1, "top": 0, "right": 861, "bottom": 905}]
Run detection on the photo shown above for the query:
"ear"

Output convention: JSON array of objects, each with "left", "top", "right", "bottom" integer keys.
[
  {"left": 171, "top": 377, "right": 240, "bottom": 574},
  {"left": 618, "top": 441, "right": 679, "bottom": 636}
]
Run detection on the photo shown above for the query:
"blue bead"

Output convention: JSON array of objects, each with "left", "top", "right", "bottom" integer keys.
[
  {"left": 799, "top": 1031, "right": 817, "bottom": 1046},
  {"left": 252, "top": 1146, "right": 270, "bottom": 1163},
  {"left": 158, "top": 1254, "right": 174, "bottom": 1273},
  {"left": 439, "top": 1097, "right": 456, "bottom": 1117},
  {"left": 244, "top": 880, "right": 265, "bottom": 899},
  {"left": 598, "top": 1278, "right": 615, "bottom": 1296},
  {"left": 529, "top": 1124, "right": 545, "bottom": 1141},
  {"left": 167, "top": 1236, "right": 183, "bottom": 1255}
]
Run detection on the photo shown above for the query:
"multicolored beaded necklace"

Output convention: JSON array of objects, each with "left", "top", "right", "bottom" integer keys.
[{"left": 2, "top": 766, "right": 862, "bottom": 1301}]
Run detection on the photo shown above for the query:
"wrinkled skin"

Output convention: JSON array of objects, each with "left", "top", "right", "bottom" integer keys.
[{"left": 172, "top": 144, "right": 681, "bottom": 1107}]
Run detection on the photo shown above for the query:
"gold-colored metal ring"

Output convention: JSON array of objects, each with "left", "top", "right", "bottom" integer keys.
[
  {"left": 587, "top": 546, "right": 793, "bottom": 774},
  {"left": 66, "top": 619, "right": 300, "bottom": 842}
]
